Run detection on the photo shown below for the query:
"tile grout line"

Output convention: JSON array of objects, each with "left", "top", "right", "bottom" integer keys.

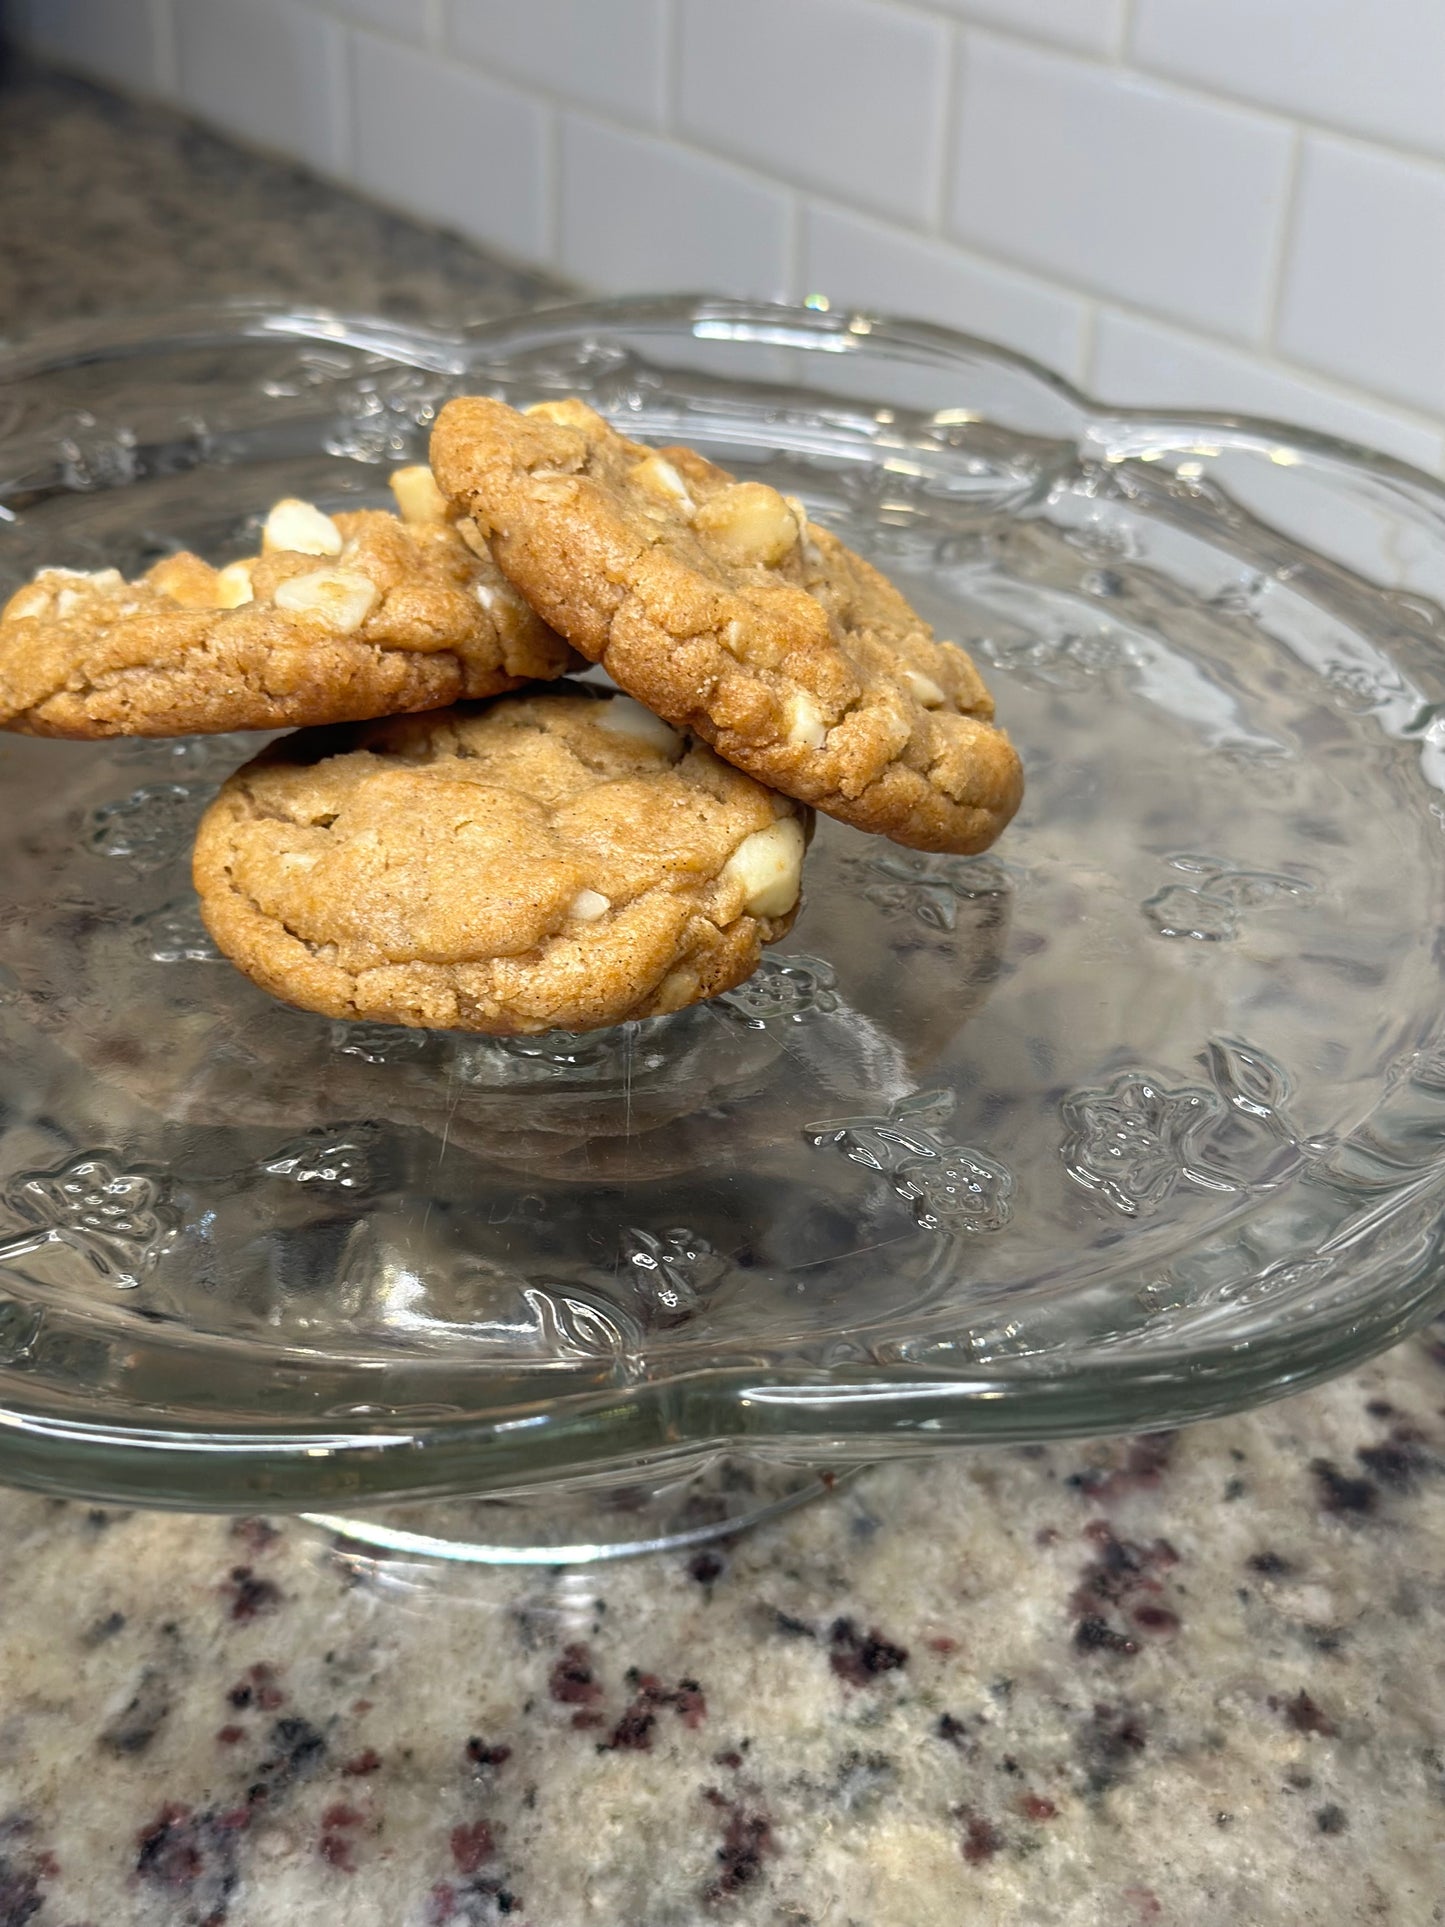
[
  {"left": 32, "top": 0, "right": 1445, "bottom": 458},
  {"left": 779, "top": 190, "right": 803, "bottom": 305},
  {"left": 544, "top": 105, "right": 564, "bottom": 273},
  {"left": 531, "top": 86, "right": 1445, "bottom": 434},
  {"left": 545, "top": 98, "right": 842, "bottom": 238},
  {"left": 1125, "top": 68, "right": 1445, "bottom": 174},
  {"left": 1075, "top": 300, "right": 1100, "bottom": 391},
  {"left": 149, "top": 0, "right": 178, "bottom": 97},
  {"left": 796, "top": 193, "right": 817, "bottom": 303},
  {"left": 935, "top": 18, "right": 1445, "bottom": 175},
  {"left": 1089, "top": 302, "right": 1445, "bottom": 449},
  {"left": 560, "top": 89, "right": 948, "bottom": 244},
  {"left": 925, "top": 22, "right": 963, "bottom": 239},
  {"left": 1263, "top": 128, "right": 1304, "bottom": 351},
  {"left": 803, "top": 174, "right": 1444, "bottom": 434},
  {"left": 330, "top": 21, "right": 356, "bottom": 181},
  {"left": 657, "top": 0, "right": 678, "bottom": 135}
]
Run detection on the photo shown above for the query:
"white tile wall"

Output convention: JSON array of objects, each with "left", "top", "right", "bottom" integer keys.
[
  {"left": 930, "top": 0, "right": 1124, "bottom": 58},
  {"left": 1276, "top": 138, "right": 1445, "bottom": 418},
  {"left": 676, "top": 0, "right": 949, "bottom": 226},
  {"left": 321, "top": 0, "right": 428, "bottom": 45},
  {"left": 350, "top": 33, "right": 550, "bottom": 266},
  {"left": 802, "top": 202, "right": 1088, "bottom": 378},
  {"left": 950, "top": 34, "right": 1294, "bottom": 343},
  {"left": 449, "top": 0, "right": 667, "bottom": 127},
  {"left": 1133, "top": 0, "right": 1445, "bottom": 161},
  {"left": 558, "top": 116, "right": 792, "bottom": 301},
  {"left": 173, "top": 0, "right": 348, "bottom": 176},
  {"left": 1091, "top": 310, "right": 1445, "bottom": 474},
  {"left": 13, "top": 0, "right": 1445, "bottom": 476}
]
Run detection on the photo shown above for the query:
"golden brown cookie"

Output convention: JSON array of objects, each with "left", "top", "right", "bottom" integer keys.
[
  {"left": 192, "top": 686, "right": 812, "bottom": 1034},
  {"left": 0, "top": 467, "right": 578, "bottom": 738},
  {"left": 430, "top": 397, "right": 1023, "bottom": 854}
]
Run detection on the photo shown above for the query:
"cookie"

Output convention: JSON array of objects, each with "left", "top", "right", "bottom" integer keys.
[
  {"left": 430, "top": 397, "right": 1023, "bottom": 854},
  {"left": 0, "top": 466, "right": 578, "bottom": 738},
  {"left": 192, "top": 686, "right": 812, "bottom": 1033}
]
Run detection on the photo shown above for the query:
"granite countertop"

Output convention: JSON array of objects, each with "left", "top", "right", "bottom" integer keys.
[
  {"left": 0, "top": 65, "right": 1443, "bottom": 1927},
  {"left": 0, "top": 64, "right": 568, "bottom": 335}
]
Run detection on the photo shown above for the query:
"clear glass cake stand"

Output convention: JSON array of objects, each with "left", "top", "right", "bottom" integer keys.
[{"left": 1, "top": 295, "right": 1444, "bottom": 1561}]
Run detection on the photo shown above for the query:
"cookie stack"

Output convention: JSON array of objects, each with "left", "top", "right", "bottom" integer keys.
[{"left": 0, "top": 398, "right": 1022, "bottom": 1036}]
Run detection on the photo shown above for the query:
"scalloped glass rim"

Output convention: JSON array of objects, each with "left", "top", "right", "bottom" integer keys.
[{"left": 0, "top": 292, "right": 1442, "bottom": 1511}]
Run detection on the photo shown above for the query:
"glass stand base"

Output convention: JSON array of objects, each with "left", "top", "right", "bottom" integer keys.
[{"left": 302, "top": 1456, "right": 855, "bottom": 1565}]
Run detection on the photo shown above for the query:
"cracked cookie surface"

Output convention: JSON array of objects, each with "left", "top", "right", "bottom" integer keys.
[
  {"left": 0, "top": 471, "right": 578, "bottom": 738},
  {"left": 192, "top": 686, "right": 811, "bottom": 1033},
  {"left": 430, "top": 397, "right": 1023, "bottom": 854}
]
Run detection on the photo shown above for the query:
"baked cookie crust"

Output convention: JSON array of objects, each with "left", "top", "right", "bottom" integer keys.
[
  {"left": 431, "top": 397, "right": 1022, "bottom": 854},
  {"left": 192, "top": 686, "right": 812, "bottom": 1034},
  {"left": 0, "top": 471, "right": 577, "bottom": 738}
]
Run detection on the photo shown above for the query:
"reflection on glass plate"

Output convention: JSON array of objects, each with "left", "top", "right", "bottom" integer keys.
[{"left": 1, "top": 296, "right": 1443, "bottom": 1520}]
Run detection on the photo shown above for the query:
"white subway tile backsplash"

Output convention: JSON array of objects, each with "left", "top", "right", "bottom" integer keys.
[
  {"left": 950, "top": 34, "right": 1294, "bottom": 343},
  {"left": 14, "top": 0, "right": 168, "bottom": 95},
  {"left": 351, "top": 33, "right": 550, "bottom": 267},
  {"left": 322, "top": 0, "right": 429, "bottom": 45},
  {"left": 14, "top": 0, "right": 1445, "bottom": 472},
  {"left": 558, "top": 116, "right": 792, "bottom": 300},
  {"left": 677, "top": 0, "right": 948, "bottom": 226},
  {"left": 175, "top": 0, "right": 346, "bottom": 175},
  {"left": 448, "top": 0, "right": 666, "bottom": 126},
  {"left": 1133, "top": 0, "right": 1445, "bottom": 161},
  {"left": 1091, "top": 309, "right": 1445, "bottom": 473},
  {"left": 1276, "top": 138, "right": 1445, "bottom": 417},
  {"left": 802, "top": 202, "right": 1088, "bottom": 379},
  {"left": 928, "top": 0, "right": 1124, "bottom": 58}
]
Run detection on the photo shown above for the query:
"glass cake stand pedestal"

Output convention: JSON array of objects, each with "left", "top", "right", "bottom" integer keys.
[{"left": 302, "top": 1459, "right": 853, "bottom": 1565}]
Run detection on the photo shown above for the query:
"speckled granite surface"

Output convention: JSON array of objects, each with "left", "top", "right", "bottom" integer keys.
[
  {"left": 1, "top": 1347, "right": 1442, "bottom": 1927},
  {"left": 0, "top": 66, "right": 568, "bottom": 336},
  {"left": 0, "top": 61, "right": 1443, "bottom": 1927}
]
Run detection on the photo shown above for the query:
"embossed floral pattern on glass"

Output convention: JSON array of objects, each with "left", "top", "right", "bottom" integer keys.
[{"left": 0, "top": 297, "right": 1443, "bottom": 1510}]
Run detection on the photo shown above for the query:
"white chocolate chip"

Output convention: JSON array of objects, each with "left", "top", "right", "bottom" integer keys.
[
  {"left": 455, "top": 516, "right": 489, "bottom": 559},
  {"left": 902, "top": 667, "right": 947, "bottom": 708},
  {"left": 531, "top": 475, "right": 579, "bottom": 503},
  {"left": 721, "top": 816, "right": 806, "bottom": 919},
  {"left": 632, "top": 454, "right": 694, "bottom": 514},
  {"left": 45, "top": 566, "right": 123, "bottom": 619},
  {"left": 526, "top": 399, "right": 593, "bottom": 428},
  {"left": 263, "top": 498, "right": 343, "bottom": 557},
  {"left": 389, "top": 464, "right": 450, "bottom": 525},
  {"left": 6, "top": 583, "right": 54, "bottom": 620},
  {"left": 784, "top": 689, "right": 827, "bottom": 750},
  {"left": 49, "top": 566, "right": 123, "bottom": 585},
  {"left": 568, "top": 888, "right": 612, "bottom": 923},
  {"left": 273, "top": 567, "right": 378, "bottom": 633},
  {"left": 694, "top": 482, "right": 801, "bottom": 567},
  {"left": 595, "top": 695, "right": 684, "bottom": 758},
  {"left": 214, "top": 560, "right": 255, "bottom": 609},
  {"left": 474, "top": 576, "right": 530, "bottom": 625}
]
